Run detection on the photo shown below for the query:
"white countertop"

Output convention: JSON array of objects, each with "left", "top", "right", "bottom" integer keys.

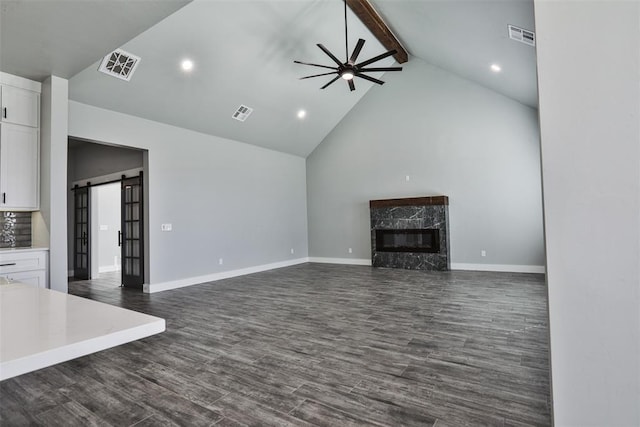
[
  {"left": 0, "top": 282, "right": 165, "bottom": 380},
  {"left": 0, "top": 246, "right": 49, "bottom": 253}
]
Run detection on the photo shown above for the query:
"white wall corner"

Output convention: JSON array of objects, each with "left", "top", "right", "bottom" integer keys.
[{"left": 40, "top": 75, "right": 69, "bottom": 293}]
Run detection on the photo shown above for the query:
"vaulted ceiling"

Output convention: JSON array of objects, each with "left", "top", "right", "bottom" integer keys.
[
  {"left": 0, "top": 0, "right": 537, "bottom": 158},
  {"left": 0, "top": 0, "right": 191, "bottom": 81}
]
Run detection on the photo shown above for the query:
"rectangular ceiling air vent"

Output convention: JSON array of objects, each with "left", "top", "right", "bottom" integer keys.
[
  {"left": 232, "top": 105, "right": 253, "bottom": 122},
  {"left": 508, "top": 25, "right": 535, "bottom": 47},
  {"left": 98, "top": 49, "right": 141, "bottom": 81}
]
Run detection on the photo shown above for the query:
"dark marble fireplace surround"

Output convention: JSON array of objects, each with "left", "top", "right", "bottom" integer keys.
[{"left": 370, "top": 196, "right": 450, "bottom": 271}]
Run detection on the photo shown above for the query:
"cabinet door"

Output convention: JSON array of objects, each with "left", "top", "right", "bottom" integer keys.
[
  {"left": 1, "top": 85, "right": 39, "bottom": 128},
  {"left": 0, "top": 123, "right": 39, "bottom": 210},
  {"left": 1, "top": 270, "right": 47, "bottom": 288},
  {"left": 0, "top": 251, "right": 47, "bottom": 274}
]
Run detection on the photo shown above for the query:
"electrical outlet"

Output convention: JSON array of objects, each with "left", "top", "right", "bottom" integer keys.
[
  {"left": 161, "top": 223, "right": 172, "bottom": 232},
  {"left": 481, "top": 250, "right": 486, "bottom": 257},
  {"left": 348, "top": 248, "right": 353, "bottom": 254},
  {"left": 290, "top": 248, "right": 294, "bottom": 254},
  {"left": 218, "top": 258, "right": 223, "bottom": 265}
]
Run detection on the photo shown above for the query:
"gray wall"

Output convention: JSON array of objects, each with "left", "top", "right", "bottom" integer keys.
[
  {"left": 68, "top": 101, "right": 308, "bottom": 289},
  {"left": 68, "top": 140, "right": 144, "bottom": 182},
  {"left": 535, "top": 1, "right": 640, "bottom": 424},
  {"left": 306, "top": 58, "right": 544, "bottom": 268}
]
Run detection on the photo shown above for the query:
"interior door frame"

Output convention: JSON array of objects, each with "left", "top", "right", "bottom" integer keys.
[{"left": 67, "top": 137, "right": 149, "bottom": 290}]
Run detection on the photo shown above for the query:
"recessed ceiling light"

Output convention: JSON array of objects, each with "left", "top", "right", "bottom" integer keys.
[
  {"left": 490, "top": 63, "right": 502, "bottom": 72},
  {"left": 297, "top": 110, "right": 307, "bottom": 119},
  {"left": 181, "top": 59, "right": 194, "bottom": 72}
]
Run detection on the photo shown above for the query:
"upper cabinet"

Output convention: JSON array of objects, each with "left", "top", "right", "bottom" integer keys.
[
  {"left": 1, "top": 85, "right": 39, "bottom": 128},
  {"left": 0, "top": 72, "right": 41, "bottom": 212},
  {"left": 0, "top": 124, "right": 39, "bottom": 210}
]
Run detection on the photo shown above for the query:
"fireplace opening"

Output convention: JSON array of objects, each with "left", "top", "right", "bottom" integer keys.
[{"left": 375, "top": 229, "right": 440, "bottom": 253}]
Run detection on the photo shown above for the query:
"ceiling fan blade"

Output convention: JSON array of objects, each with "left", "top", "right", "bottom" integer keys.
[
  {"left": 355, "top": 49, "right": 398, "bottom": 68},
  {"left": 358, "top": 67, "right": 403, "bottom": 72},
  {"left": 349, "top": 39, "right": 366, "bottom": 64},
  {"left": 300, "top": 71, "right": 338, "bottom": 80},
  {"left": 321, "top": 75, "right": 341, "bottom": 89},
  {"left": 356, "top": 73, "right": 385, "bottom": 85},
  {"left": 317, "top": 44, "right": 344, "bottom": 67},
  {"left": 348, "top": 79, "right": 356, "bottom": 91},
  {"left": 294, "top": 60, "right": 338, "bottom": 71}
]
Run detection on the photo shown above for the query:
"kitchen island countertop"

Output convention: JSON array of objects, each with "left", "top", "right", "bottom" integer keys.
[{"left": 0, "top": 282, "right": 165, "bottom": 380}]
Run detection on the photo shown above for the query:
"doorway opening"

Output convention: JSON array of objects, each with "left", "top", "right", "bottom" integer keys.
[
  {"left": 92, "top": 183, "right": 121, "bottom": 281},
  {"left": 67, "top": 138, "right": 148, "bottom": 290}
]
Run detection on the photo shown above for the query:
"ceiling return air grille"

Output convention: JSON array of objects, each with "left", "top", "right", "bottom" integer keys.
[
  {"left": 232, "top": 105, "right": 253, "bottom": 122},
  {"left": 98, "top": 49, "right": 141, "bottom": 81},
  {"left": 508, "top": 25, "right": 535, "bottom": 47}
]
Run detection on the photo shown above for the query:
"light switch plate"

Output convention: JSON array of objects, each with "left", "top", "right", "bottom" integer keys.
[{"left": 161, "top": 224, "right": 172, "bottom": 232}]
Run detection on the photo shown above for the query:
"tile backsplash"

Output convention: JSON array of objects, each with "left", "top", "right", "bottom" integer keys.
[{"left": 1, "top": 212, "right": 32, "bottom": 248}]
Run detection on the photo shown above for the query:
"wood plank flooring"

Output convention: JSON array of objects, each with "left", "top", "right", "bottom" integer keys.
[
  {"left": 68, "top": 270, "right": 121, "bottom": 289},
  {"left": 0, "top": 264, "right": 551, "bottom": 426}
]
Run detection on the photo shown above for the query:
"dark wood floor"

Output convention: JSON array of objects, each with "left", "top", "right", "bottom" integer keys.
[
  {"left": 1, "top": 264, "right": 551, "bottom": 426},
  {"left": 68, "top": 270, "right": 122, "bottom": 289}
]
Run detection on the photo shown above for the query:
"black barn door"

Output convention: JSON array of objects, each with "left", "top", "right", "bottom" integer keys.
[
  {"left": 121, "top": 173, "right": 144, "bottom": 289},
  {"left": 73, "top": 185, "right": 90, "bottom": 280}
]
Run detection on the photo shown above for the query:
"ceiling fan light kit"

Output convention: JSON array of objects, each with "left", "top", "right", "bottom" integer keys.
[
  {"left": 295, "top": 0, "right": 402, "bottom": 91},
  {"left": 341, "top": 70, "right": 355, "bottom": 80}
]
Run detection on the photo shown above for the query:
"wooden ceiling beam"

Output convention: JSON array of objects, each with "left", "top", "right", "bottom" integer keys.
[{"left": 346, "top": 0, "right": 409, "bottom": 64}]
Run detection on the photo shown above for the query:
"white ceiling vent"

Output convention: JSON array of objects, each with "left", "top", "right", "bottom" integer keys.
[
  {"left": 98, "top": 49, "right": 141, "bottom": 81},
  {"left": 508, "top": 25, "right": 535, "bottom": 47},
  {"left": 232, "top": 105, "right": 253, "bottom": 122}
]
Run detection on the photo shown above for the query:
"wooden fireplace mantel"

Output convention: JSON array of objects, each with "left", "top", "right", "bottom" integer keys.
[{"left": 369, "top": 196, "right": 448, "bottom": 209}]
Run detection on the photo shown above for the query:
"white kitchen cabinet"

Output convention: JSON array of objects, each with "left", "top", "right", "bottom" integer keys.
[
  {"left": 0, "top": 73, "right": 41, "bottom": 212},
  {"left": 1, "top": 270, "right": 47, "bottom": 288},
  {"left": 0, "top": 249, "right": 48, "bottom": 288},
  {"left": 0, "top": 123, "right": 39, "bottom": 210},
  {"left": 0, "top": 84, "right": 39, "bottom": 128}
]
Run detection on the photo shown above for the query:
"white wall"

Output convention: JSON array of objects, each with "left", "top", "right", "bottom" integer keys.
[
  {"left": 36, "top": 76, "right": 69, "bottom": 292},
  {"left": 95, "top": 184, "right": 121, "bottom": 273},
  {"left": 68, "top": 101, "right": 308, "bottom": 292},
  {"left": 306, "top": 58, "right": 544, "bottom": 270},
  {"left": 535, "top": 1, "right": 640, "bottom": 425}
]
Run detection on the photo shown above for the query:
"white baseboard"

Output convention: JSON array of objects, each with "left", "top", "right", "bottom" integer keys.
[
  {"left": 144, "top": 258, "right": 310, "bottom": 294},
  {"left": 98, "top": 265, "right": 121, "bottom": 273},
  {"left": 451, "top": 263, "right": 546, "bottom": 274},
  {"left": 308, "top": 257, "right": 372, "bottom": 266}
]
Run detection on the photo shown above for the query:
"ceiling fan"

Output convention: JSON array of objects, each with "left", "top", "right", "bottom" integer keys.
[{"left": 294, "top": 0, "right": 402, "bottom": 91}]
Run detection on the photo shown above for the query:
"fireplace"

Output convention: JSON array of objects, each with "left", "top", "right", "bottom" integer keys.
[
  {"left": 375, "top": 229, "right": 440, "bottom": 253},
  {"left": 370, "top": 196, "right": 450, "bottom": 271}
]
